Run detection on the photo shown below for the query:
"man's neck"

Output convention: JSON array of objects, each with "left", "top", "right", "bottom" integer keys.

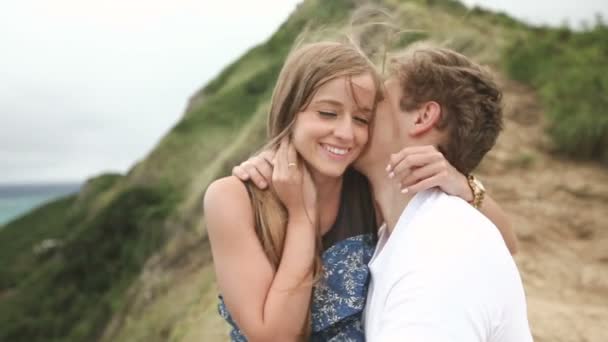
[{"left": 364, "top": 161, "right": 414, "bottom": 234}]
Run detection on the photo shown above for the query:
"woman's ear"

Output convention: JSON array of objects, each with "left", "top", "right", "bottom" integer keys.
[{"left": 410, "top": 101, "right": 442, "bottom": 136}]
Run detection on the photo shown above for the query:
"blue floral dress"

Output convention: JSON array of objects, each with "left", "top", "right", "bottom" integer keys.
[{"left": 218, "top": 169, "right": 377, "bottom": 341}]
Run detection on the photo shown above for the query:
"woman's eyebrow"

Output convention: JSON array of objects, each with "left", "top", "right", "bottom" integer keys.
[
  {"left": 311, "top": 98, "right": 344, "bottom": 107},
  {"left": 357, "top": 105, "right": 373, "bottom": 114},
  {"left": 313, "top": 98, "right": 372, "bottom": 114}
]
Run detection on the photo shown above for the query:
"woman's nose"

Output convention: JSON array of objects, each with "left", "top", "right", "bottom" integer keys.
[{"left": 333, "top": 115, "right": 355, "bottom": 141}]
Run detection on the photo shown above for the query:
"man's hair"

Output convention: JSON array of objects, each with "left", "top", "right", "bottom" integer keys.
[{"left": 390, "top": 46, "right": 503, "bottom": 174}]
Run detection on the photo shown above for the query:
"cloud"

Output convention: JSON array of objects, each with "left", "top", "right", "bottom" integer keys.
[
  {"left": 1, "top": 0, "right": 606, "bottom": 183},
  {"left": 0, "top": 0, "right": 300, "bottom": 183}
]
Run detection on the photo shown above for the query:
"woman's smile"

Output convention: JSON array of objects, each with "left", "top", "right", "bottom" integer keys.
[{"left": 319, "top": 143, "right": 352, "bottom": 160}]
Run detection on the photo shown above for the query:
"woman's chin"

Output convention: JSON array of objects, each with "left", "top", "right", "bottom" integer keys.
[{"left": 311, "top": 164, "right": 349, "bottom": 179}]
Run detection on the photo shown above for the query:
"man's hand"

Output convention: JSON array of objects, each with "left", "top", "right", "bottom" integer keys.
[
  {"left": 232, "top": 150, "right": 275, "bottom": 189},
  {"left": 387, "top": 145, "right": 473, "bottom": 201}
]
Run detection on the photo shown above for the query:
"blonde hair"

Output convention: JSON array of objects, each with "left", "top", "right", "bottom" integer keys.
[{"left": 246, "top": 40, "right": 382, "bottom": 335}]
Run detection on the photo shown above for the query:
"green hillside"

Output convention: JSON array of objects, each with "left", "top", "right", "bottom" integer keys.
[{"left": 0, "top": 0, "right": 605, "bottom": 341}]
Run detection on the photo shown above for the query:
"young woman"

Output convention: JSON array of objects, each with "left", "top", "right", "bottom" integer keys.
[
  {"left": 205, "top": 41, "right": 515, "bottom": 341},
  {"left": 204, "top": 41, "right": 384, "bottom": 341}
]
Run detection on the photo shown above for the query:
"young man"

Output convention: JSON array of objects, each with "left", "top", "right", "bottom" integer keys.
[
  {"left": 357, "top": 47, "right": 533, "bottom": 341},
  {"left": 231, "top": 46, "right": 532, "bottom": 341}
]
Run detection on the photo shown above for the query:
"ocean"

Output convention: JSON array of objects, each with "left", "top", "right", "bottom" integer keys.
[{"left": 0, "top": 183, "right": 82, "bottom": 227}]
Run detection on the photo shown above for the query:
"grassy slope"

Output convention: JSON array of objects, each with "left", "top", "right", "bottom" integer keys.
[
  {"left": 99, "top": 1, "right": 536, "bottom": 341},
  {"left": 0, "top": 0, "right": 605, "bottom": 341},
  {"left": 0, "top": 172, "right": 179, "bottom": 341},
  {"left": 504, "top": 24, "right": 608, "bottom": 163}
]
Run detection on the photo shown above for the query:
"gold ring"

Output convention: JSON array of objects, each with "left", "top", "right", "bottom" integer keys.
[{"left": 288, "top": 162, "right": 297, "bottom": 168}]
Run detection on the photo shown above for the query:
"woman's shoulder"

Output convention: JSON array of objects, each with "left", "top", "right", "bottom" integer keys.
[
  {"left": 203, "top": 176, "right": 253, "bottom": 232},
  {"left": 205, "top": 176, "right": 249, "bottom": 204}
]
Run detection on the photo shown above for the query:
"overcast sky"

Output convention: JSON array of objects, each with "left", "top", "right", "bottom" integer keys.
[{"left": 1, "top": 0, "right": 606, "bottom": 184}]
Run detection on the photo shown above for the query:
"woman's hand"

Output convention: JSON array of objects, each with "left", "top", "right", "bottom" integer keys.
[
  {"left": 272, "top": 138, "right": 317, "bottom": 223},
  {"left": 387, "top": 145, "right": 473, "bottom": 201},
  {"left": 232, "top": 150, "right": 275, "bottom": 189}
]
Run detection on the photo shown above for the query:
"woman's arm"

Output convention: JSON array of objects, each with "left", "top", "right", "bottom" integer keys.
[
  {"left": 476, "top": 194, "right": 517, "bottom": 254},
  {"left": 205, "top": 139, "right": 318, "bottom": 341},
  {"left": 387, "top": 145, "right": 518, "bottom": 254},
  {"left": 205, "top": 177, "right": 315, "bottom": 341}
]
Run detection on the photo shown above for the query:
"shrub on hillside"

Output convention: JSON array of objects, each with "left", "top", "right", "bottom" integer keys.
[
  {"left": 505, "top": 22, "right": 608, "bottom": 164},
  {"left": 0, "top": 185, "right": 174, "bottom": 341}
]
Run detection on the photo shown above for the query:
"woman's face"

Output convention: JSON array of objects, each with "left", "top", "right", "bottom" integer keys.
[{"left": 291, "top": 73, "right": 377, "bottom": 179}]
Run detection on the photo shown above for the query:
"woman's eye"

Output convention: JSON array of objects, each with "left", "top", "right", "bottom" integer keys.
[
  {"left": 318, "top": 111, "right": 337, "bottom": 117},
  {"left": 354, "top": 116, "right": 370, "bottom": 125}
]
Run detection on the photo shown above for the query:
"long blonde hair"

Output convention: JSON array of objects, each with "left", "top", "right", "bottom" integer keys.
[
  {"left": 245, "top": 40, "right": 382, "bottom": 338},
  {"left": 248, "top": 41, "right": 381, "bottom": 273}
]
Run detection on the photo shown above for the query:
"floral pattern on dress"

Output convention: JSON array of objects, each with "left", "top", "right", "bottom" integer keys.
[
  {"left": 218, "top": 295, "right": 248, "bottom": 342},
  {"left": 218, "top": 233, "right": 375, "bottom": 341}
]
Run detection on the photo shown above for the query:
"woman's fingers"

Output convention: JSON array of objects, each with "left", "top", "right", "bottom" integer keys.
[
  {"left": 388, "top": 145, "right": 439, "bottom": 171},
  {"left": 389, "top": 153, "right": 432, "bottom": 178},
  {"left": 399, "top": 162, "right": 445, "bottom": 190},
  {"left": 286, "top": 139, "right": 298, "bottom": 173},
  {"left": 258, "top": 149, "right": 276, "bottom": 167},
  {"left": 232, "top": 147, "right": 275, "bottom": 176},
  {"left": 232, "top": 164, "right": 250, "bottom": 181},
  {"left": 273, "top": 137, "right": 289, "bottom": 179},
  {"left": 388, "top": 144, "right": 472, "bottom": 199},
  {"left": 248, "top": 156, "right": 273, "bottom": 188},
  {"left": 389, "top": 151, "right": 444, "bottom": 178},
  {"left": 245, "top": 162, "right": 270, "bottom": 189},
  {"left": 273, "top": 137, "right": 310, "bottom": 215},
  {"left": 232, "top": 154, "right": 275, "bottom": 189},
  {"left": 301, "top": 164, "right": 318, "bottom": 226},
  {"left": 403, "top": 174, "right": 443, "bottom": 195}
]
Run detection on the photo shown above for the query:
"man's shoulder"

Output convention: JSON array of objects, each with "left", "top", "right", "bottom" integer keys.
[
  {"left": 430, "top": 189, "right": 479, "bottom": 214},
  {"left": 412, "top": 189, "right": 495, "bottom": 232},
  {"left": 397, "top": 189, "right": 508, "bottom": 261}
]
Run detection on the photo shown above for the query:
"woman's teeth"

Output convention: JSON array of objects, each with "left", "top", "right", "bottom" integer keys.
[{"left": 322, "top": 144, "right": 349, "bottom": 156}]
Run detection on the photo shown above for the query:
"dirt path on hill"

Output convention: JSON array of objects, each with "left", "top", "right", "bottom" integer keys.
[{"left": 478, "top": 77, "right": 608, "bottom": 342}]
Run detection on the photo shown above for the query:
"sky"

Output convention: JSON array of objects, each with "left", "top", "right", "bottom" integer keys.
[
  {"left": 0, "top": 0, "right": 606, "bottom": 184},
  {"left": 461, "top": 0, "right": 607, "bottom": 27}
]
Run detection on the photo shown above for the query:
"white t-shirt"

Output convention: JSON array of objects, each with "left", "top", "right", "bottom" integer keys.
[{"left": 364, "top": 189, "right": 533, "bottom": 342}]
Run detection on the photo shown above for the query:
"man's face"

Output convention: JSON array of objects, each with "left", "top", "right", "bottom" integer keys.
[{"left": 355, "top": 77, "right": 415, "bottom": 171}]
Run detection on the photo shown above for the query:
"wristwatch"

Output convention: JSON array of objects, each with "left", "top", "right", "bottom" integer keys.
[{"left": 467, "top": 174, "right": 485, "bottom": 209}]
